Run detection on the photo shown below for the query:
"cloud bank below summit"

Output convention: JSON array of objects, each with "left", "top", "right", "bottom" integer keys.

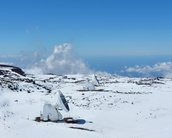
[
  {"left": 31, "top": 43, "right": 91, "bottom": 75},
  {"left": 1, "top": 43, "right": 172, "bottom": 77},
  {"left": 0, "top": 43, "right": 91, "bottom": 75},
  {"left": 126, "top": 62, "right": 172, "bottom": 77}
]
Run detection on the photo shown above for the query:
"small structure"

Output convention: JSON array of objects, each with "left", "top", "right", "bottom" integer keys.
[
  {"left": 40, "top": 90, "right": 69, "bottom": 121},
  {"left": 92, "top": 74, "right": 100, "bottom": 86},
  {"left": 83, "top": 81, "right": 95, "bottom": 91}
]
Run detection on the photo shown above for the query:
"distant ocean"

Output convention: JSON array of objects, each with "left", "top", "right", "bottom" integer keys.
[
  {"left": 84, "top": 55, "right": 172, "bottom": 77},
  {"left": 1, "top": 54, "right": 172, "bottom": 77}
]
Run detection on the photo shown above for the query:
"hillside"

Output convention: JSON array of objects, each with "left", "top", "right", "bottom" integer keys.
[{"left": 0, "top": 65, "right": 172, "bottom": 138}]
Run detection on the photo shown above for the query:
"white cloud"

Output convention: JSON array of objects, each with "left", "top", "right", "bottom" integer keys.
[
  {"left": 0, "top": 51, "right": 44, "bottom": 69},
  {"left": 126, "top": 62, "right": 172, "bottom": 77},
  {"left": 0, "top": 43, "right": 91, "bottom": 75},
  {"left": 34, "top": 43, "right": 91, "bottom": 75}
]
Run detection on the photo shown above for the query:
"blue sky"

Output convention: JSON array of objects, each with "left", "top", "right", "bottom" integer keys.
[{"left": 0, "top": 0, "right": 172, "bottom": 57}]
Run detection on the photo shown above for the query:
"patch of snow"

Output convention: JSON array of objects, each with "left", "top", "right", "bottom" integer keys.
[{"left": 1, "top": 70, "right": 172, "bottom": 138}]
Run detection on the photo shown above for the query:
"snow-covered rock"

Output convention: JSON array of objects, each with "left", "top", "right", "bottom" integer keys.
[{"left": 0, "top": 66, "right": 172, "bottom": 138}]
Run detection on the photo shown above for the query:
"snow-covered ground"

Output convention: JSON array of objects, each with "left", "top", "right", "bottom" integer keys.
[{"left": 0, "top": 68, "right": 172, "bottom": 138}]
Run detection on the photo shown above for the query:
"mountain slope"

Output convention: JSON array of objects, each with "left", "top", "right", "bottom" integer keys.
[{"left": 0, "top": 66, "right": 172, "bottom": 138}]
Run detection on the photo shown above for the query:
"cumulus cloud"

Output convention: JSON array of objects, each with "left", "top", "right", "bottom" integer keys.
[
  {"left": 0, "top": 51, "right": 44, "bottom": 69},
  {"left": 125, "top": 62, "right": 172, "bottom": 77},
  {"left": 0, "top": 43, "right": 91, "bottom": 75},
  {"left": 34, "top": 43, "right": 91, "bottom": 75}
]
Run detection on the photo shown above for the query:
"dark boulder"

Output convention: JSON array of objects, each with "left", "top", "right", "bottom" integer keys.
[{"left": 0, "top": 64, "right": 26, "bottom": 76}]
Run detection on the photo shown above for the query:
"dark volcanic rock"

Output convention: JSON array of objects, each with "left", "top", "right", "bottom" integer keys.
[
  {"left": 0, "top": 64, "right": 52, "bottom": 93},
  {"left": 0, "top": 64, "right": 25, "bottom": 76}
]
